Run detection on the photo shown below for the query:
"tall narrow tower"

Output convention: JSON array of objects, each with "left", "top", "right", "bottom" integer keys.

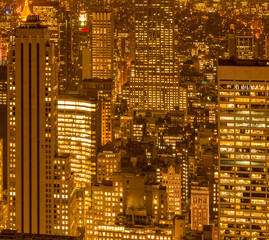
[
  {"left": 7, "top": 16, "right": 57, "bottom": 234},
  {"left": 91, "top": 11, "right": 114, "bottom": 80},
  {"left": 130, "top": 0, "right": 178, "bottom": 111}
]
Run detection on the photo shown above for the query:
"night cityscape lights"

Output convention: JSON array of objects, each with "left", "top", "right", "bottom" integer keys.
[{"left": 0, "top": 0, "right": 268, "bottom": 240}]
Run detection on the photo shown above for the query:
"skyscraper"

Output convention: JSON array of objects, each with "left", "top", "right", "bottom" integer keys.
[
  {"left": 57, "top": 96, "right": 98, "bottom": 187},
  {"left": 218, "top": 59, "right": 269, "bottom": 239},
  {"left": 80, "top": 78, "right": 113, "bottom": 146},
  {"left": 31, "top": 2, "right": 74, "bottom": 92},
  {"left": 7, "top": 16, "right": 58, "bottom": 233},
  {"left": 90, "top": 11, "right": 114, "bottom": 80},
  {"left": 59, "top": 7, "right": 73, "bottom": 91},
  {"left": 130, "top": 0, "right": 178, "bottom": 111}
]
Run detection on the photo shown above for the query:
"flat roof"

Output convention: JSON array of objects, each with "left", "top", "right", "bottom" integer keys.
[{"left": 218, "top": 59, "right": 269, "bottom": 67}]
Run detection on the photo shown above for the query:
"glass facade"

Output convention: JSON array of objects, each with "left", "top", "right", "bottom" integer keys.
[
  {"left": 58, "top": 99, "right": 97, "bottom": 187},
  {"left": 218, "top": 63, "right": 269, "bottom": 239}
]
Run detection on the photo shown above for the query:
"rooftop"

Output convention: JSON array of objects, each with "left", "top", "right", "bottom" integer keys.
[
  {"left": 218, "top": 59, "right": 269, "bottom": 67},
  {"left": 0, "top": 230, "right": 81, "bottom": 240},
  {"left": 99, "top": 141, "right": 119, "bottom": 153}
]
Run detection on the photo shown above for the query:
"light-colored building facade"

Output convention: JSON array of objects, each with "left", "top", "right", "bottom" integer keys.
[
  {"left": 218, "top": 59, "right": 269, "bottom": 239},
  {"left": 162, "top": 165, "right": 181, "bottom": 215},
  {"left": 92, "top": 225, "right": 173, "bottom": 240},
  {"left": 58, "top": 97, "right": 98, "bottom": 187},
  {"left": 191, "top": 180, "right": 209, "bottom": 231}
]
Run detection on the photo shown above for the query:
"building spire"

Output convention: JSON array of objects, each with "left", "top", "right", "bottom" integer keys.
[{"left": 21, "top": 0, "right": 31, "bottom": 21}]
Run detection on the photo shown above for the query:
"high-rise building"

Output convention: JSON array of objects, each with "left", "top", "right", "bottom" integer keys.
[
  {"left": 228, "top": 34, "right": 256, "bottom": 60},
  {"left": 90, "top": 11, "right": 114, "bottom": 80},
  {"left": 7, "top": 17, "right": 58, "bottom": 233},
  {"left": 218, "top": 59, "right": 269, "bottom": 239},
  {"left": 31, "top": 1, "right": 60, "bottom": 56},
  {"left": 59, "top": 7, "right": 73, "bottom": 92},
  {"left": 80, "top": 78, "right": 113, "bottom": 146},
  {"left": 130, "top": 0, "right": 178, "bottom": 111},
  {"left": 53, "top": 154, "right": 76, "bottom": 236},
  {"left": 31, "top": 2, "right": 74, "bottom": 92},
  {"left": 58, "top": 96, "right": 99, "bottom": 187},
  {"left": 73, "top": 8, "right": 91, "bottom": 86}
]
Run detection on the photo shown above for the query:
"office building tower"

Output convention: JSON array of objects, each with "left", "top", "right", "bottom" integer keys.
[
  {"left": 90, "top": 0, "right": 114, "bottom": 7},
  {"left": 59, "top": 7, "right": 73, "bottom": 92},
  {"left": 218, "top": 59, "right": 269, "bottom": 239},
  {"left": 31, "top": 2, "right": 74, "bottom": 92},
  {"left": 31, "top": 1, "right": 60, "bottom": 54},
  {"left": 7, "top": 17, "right": 58, "bottom": 233},
  {"left": 53, "top": 154, "right": 76, "bottom": 236},
  {"left": 80, "top": 78, "right": 113, "bottom": 146},
  {"left": 228, "top": 34, "right": 256, "bottom": 60},
  {"left": 90, "top": 11, "right": 114, "bottom": 80},
  {"left": 73, "top": 9, "right": 90, "bottom": 86},
  {"left": 58, "top": 96, "right": 98, "bottom": 187},
  {"left": 130, "top": 0, "right": 178, "bottom": 111},
  {"left": 31, "top": 2, "right": 74, "bottom": 93}
]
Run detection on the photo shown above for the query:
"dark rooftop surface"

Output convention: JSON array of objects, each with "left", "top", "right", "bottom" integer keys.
[{"left": 218, "top": 59, "right": 269, "bottom": 66}]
